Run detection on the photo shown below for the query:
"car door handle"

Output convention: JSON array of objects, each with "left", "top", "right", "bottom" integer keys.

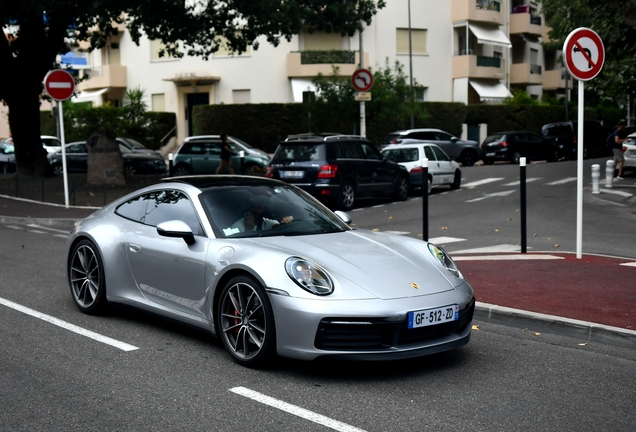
[{"left": 128, "top": 244, "right": 142, "bottom": 253}]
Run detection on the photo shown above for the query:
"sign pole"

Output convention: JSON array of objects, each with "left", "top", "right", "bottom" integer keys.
[
  {"left": 58, "top": 101, "right": 70, "bottom": 208},
  {"left": 576, "top": 80, "right": 584, "bottom": 259},
  {"left": 359, "top": 28, "right": 366, "bottom": 138}
]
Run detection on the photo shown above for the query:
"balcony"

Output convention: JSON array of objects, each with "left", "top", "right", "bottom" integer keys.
[
  {"left": 510, "top": 63, "right": 543, "bottom": 85},
  {"left": 510, "top": 12, "right": 543, "bottom": 36},
  {"left": 452, "top": 0, "right": 504, "bottom": 25},
  {"left": 287, "top": 51, "right": 368, "bottom": 78},
  {"left": 78, "top": 65, "right": 127, "bottom": 91},
  {"left": 453, "top": 54, "right": 505, "bottom": 79},
  {"left": 543, "top": 69, "right": 566, "bottom": 90}
]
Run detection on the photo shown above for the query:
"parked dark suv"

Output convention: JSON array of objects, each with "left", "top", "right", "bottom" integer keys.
[
  {"left": 266, "top": 135, "right": 409, "bottom": 210},
  {"left": 481, "top": 131, "right": 560, "bottom": 164},
  {"left": 541, "top": 121, "right": 611, "bottom": 159},
  {"left": 381, "top": 128, "right": 481, "bottom": 167}
]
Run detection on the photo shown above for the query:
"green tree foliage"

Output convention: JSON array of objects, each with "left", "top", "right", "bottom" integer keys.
[
  {"left": 0, "top": 0, "right": 385, "bottom": 176},
  {"left": 503, "top": 88, "right": 541, "bottom": 106},
  {"left": 310, "top": 60, "right": 428, "bottom": 138},
  {"left": 122, "top": 86, "right": 148, "bottom": 124},
  {"left": 542, "top": 0, "right": 636, "bottom": 104}
]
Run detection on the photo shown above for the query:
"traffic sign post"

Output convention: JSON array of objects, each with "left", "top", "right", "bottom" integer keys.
[
  {"left": 563, "top": 28, "right": 605, "bottom": 259},
  {"left": 44, "top": 70, "right": 75, "bottom": 208}
]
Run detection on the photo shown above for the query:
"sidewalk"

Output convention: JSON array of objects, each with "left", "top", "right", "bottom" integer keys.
[{"left": 1, "top": 194, "right": 635, "bottom": 350}]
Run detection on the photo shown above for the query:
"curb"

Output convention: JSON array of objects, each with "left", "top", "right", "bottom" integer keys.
[
  {"left": 0, "top": 215, "right": 81, "bottom": 229},
  {"left": 475, "top": 302, "right": 636, "bottom": 350}
]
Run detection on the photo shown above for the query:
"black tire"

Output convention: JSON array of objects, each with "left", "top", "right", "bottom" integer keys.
[
  {"left": 337, "top": 181, "right": 356, "bottom": 211},
  {"left": 393, "top": 174, "right": 409, "bottom": 201},
  {"left": 217, "top": 274, "right": 276, "bottom": 368},
  {"left": 68, "top": 239, "right": 107, "bottom": 314},
  {"left": 124, "top": 165, "right": 137, "bottom": 176},
  {"left": 427, "top": 176, "right": 432, "bottom": 195},
  {"left": 511, "top": 151, "right": 522, "bottom": 164},
  {"left": 450, "top": 170, "right": 461, "bottom": 190},
  {"left": 52, "top": 163, "right": 64, "bottom": 175},
  {"left": 460, "top": 149, "right": 478, "bottom": 167},
  {"left": 172, "top": 164, "right": 192, "bottom": 176},
  {"left": 548, "top": 150, "right": 559, "bottom": 162}
]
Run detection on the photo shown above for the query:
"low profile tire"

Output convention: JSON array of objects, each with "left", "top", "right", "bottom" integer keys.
[
  {"left": 427, "top": 176, "right": 432, "bottom": 195},
  {"left": 68, "top": 239, "right": 107, "bottom": 314},
  {"left": 394, "top": 174, "right": 409, "bottom": 201},
  {"left": 511, "top": 151, "right": 522, "bottom": 164},
  {"left": 460, "top": 150, "right": 478, "bottom": 167},
  {"left": 450, "top": 170, "right": 461, "bottom": 190},
  {"left": 217, "top": 274, "right": 276, "bottom": 368},
  {"left": 172, "top": 164, "right": 192, "bottom": 176},
  {"left": 337, "top": 181, "right": 356, "bottom": 211}
]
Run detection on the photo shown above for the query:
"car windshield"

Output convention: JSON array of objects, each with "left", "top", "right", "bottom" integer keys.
[
  {"left": 271, "top": 143, "right": 322, "bottom": 162},
  {"left": 199, "top": 184, "right": 350, "bottom": 238},
  {"left": 231, "top": 137, "right": 253, "bottom": 149},
  {"left": 124, "top": 138, "right": 147, "bottom": 149}
]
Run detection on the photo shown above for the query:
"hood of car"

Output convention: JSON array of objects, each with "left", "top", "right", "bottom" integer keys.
[{"left": 252, "top": 230, "right": 457, "bottom": 300}]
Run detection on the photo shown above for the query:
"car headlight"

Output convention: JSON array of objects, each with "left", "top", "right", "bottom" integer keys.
[
  {"left": 428, "top": 244, "right": 461, "bottom": 278},
  {"left": 285, "top": 257, "right": 334, "bottom": 296}
]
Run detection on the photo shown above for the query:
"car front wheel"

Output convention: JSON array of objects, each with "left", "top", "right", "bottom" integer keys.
[
  {"left": 460, "top": 149, "right": 478, "bottom": 167},
  {"left": 172, "top": 164, "right": 192, "bottom": 176},
  {"left": 68, "top": 239, "right": 107, "bottom": 314},
  {"left": 394, "top": 174, "right": 409, "bottom": 201},
  {"left": 217, "top": 274, "right": 276, "bottom": 368},
  {"left": 450, "top": 171, "right": 461, "bottom": 190},
  {"left": 52, "top": 163, "right": 64, "bottom": 175}
]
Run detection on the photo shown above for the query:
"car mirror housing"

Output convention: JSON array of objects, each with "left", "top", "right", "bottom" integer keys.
[
  {"left": 156, "top": 220, "right": 195, "bottom": 245},
  {"left": 451, "top": 137, "right": 459, "bottom": 142},
  {"left": 334, "top": 210, "right": 352, "bottom": 225}
]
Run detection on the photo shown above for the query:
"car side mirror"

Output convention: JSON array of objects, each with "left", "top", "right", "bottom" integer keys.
[
  {"left": 156, "top": 220, "right": 195, "bottom": 245},
  {"left": 334, "top": 210, "right": 352, "bottom": 226},
  {"left": 451, "top": 137, "right": 459, "bottom": 142}
]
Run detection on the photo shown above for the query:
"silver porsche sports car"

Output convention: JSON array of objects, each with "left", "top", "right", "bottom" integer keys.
[{"left": 67, "top": 176, "right": 475, "bottom": 367}]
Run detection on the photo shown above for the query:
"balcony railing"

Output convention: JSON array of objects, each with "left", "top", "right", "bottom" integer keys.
[
  {"left": 476, "top": 0, "right": 500, "bottom": 12},
  {"left": 477, "top": 56, "right": 501, "bottom": 68},
  {"left": 530, "top": 16, "right": 542, "bottom": 25},
  {"left": 297, "top": 50, "right": 356, "bottom": 65},
  {"left": 530, "top": 64, "right": 542, "bottom": 74}
]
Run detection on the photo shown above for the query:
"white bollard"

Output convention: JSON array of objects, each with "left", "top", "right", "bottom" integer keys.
[
  {"left": 605, "top": 160, "right": 615, "bottom": 188},
  {"left": 591, "top": 164, "right": 600, "bottom": 194}
]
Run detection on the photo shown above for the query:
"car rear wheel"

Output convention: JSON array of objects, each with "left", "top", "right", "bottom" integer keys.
[
  {"left": 217, "top": 274, "right": 276, "bottom": 368},
  {"left": 450, "top": 171, "right": 461, "bottom": 190},
  {"left": 511, "top": 151, "right": 522, "bottom": 164},
  {"left": 337, "top": 181, "right": 356, "bottom": 211},
  {"left": 394, "top": 175, "right": 409, "bottom": 201},
  {"left": 172, "top": 164, "right": 192, "bottom": 176},
  {"left": 124, "top": 165, "right": 137, "bottom": 176},
  {"left": 427, "top": 176, "right": 432, "bottom": 195},
  {"left": 52, "top": 163, "right": 64, "bottom": 175},
  {"left": 460, "top": 149, "right": 478, "bottom": 167},
  {"left": 68, "top": 239, "right": 107, "bottom": 314}
]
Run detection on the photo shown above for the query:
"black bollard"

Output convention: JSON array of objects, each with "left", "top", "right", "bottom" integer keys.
[
  {"left": 421, "top": 157, "right": 429, "bottom": 241},
  {"left": 520, "top": 157, "right": 527, "bottom": 253}
]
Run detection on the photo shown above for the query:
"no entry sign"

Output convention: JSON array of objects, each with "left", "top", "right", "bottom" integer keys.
[
  {"left": 352, "top": 68, "right": 374, "bottom": 92},
  {"left": 563, "top": 28, "right": 604, "bottom": 81},
  {"left": 44, "top": 69, "right": 75, "bottom": 101}
]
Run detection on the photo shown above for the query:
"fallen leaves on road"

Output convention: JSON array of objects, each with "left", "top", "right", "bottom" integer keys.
[
  {"left": 472, "top": 325, "right": 479, "bottom": 331},
  {"left": 441, "top": 226, "right": 448, "bottom": 230}
]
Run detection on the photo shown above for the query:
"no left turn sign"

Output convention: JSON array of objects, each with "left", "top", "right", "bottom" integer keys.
[
  {"left": 563, "top": 28, "right": 604, "bottom": 81},
  {"left": 351, "top": 68, "right": 374, "bottom": 92}
]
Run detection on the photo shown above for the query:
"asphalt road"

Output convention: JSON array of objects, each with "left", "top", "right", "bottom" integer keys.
[{"left": 1, "top": 163, "right": 635, "bottom": 431}]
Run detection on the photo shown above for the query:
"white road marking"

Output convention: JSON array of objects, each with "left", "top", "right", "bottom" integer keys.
[
  {"left": 462, "top": 178, "right": 504, "bottom": 188},
  {"left": 27, "top": 230, "right": 47, "bottom": 234},
  {"left": 466, "top": 190, "right": 515, "bottom": 202},
  {"left": 0, "top": 296, "right": 139, "bottom": 352},
  {"left": 26, "top": 224, "right": 70, "bottom": 234},
  {"left": 385, "top": 230, "right": 410, "bottom": 235},
  {"left": 453, "top": 254, "right": 564, "bottom": 261},
  {"left": 5, "top": 225, "right": 21, "bottom": 230},
  {"left": 620, "top": 262, "right": 636, "bottom": 267},
  {"left": 230, "top": 387, "right": 367, "bottom": 432},
  {"left": 600, "top": 189, "right": 633, "bottom": 197},
  {"left": 428, "top": 236, "right": 467, "bottom": 244},
  {"left": 545, "top": 177, "right": 577, "bottom": 185},
  {"left": 503, "top": 178, "right": 541, "bottom": 186},
  {"left": 54, "top": 234, "right": 68, "bottom": 238}
]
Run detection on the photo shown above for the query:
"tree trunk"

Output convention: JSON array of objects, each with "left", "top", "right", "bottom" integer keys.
[{"left": 7, "top": 94, "right": 51, "bottom": 177}]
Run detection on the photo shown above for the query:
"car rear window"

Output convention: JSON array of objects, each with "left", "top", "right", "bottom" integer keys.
[
  {"left": 482, "top": 134, "right": 506, "bottom": 145},
  {"left": 542, "top": 125, "right": 572, "bottom": 136},
  {"left": 271, "top": 143, "right": 324, "bottom": 162},
  {"left": 383, "top": 148, "right": 419, "bottom": 163}
]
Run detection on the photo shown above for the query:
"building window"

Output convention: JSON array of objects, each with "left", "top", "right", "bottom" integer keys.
[
  {"left": 150, "top": 39, "right": 177, "bottom": 61},
  {"left": 302, "top": 30, "right": 343, "bottom": 51},
  {"left": 396, "top": 28, "right": 427, "bottom": 55},
  {"left": 214, "top": 35, "right": 251, "bottom": 57},
  {"left": 232, "top": 90, "right": 251, "bottom": 104},
  {"left": 414, "top": 87, "right": 428, "bottom": 102},
  {"left": 151, "top": 94, "right": 165, "bottom": 112}
]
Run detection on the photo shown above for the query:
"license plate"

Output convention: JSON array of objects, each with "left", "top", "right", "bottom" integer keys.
[
  {"left": 485, "top": 152, "right": 495, "bottom": 157},
  {"left": 280, "top": 170, "right": 304, "bottom": 179},
  {"left": 407, "top": 304, "right": 459, "bottom": 329}
]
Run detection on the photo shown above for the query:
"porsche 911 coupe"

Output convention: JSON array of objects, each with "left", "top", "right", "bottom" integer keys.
[{"left": 67, "top": 175, "right": 475, "bottom": 367}]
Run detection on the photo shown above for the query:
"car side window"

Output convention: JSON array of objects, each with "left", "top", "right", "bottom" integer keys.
[
  {"left": 424, "top": 146, "right": 435, "bottom": 161},
  {"left": 527, "top": 133, "right": 542, "bottom": 143},
  {"left": 360, "top": 142, "right": 381, "bottom": 160},
  {"left": 204, "top": 141, "right": 222, "bottom": 155},
  {"left": 341, "top": 142, "right": 365, "bottom": 159},
  {"left": 115, "top": 194, "right": 151, "bottom": 222},
  {"left": 431, "top": 146, "right": 450, "bottom": 162},
  {"left": 412, "top": 132, "right": 435, "bottom": 140},
  {"left": 434, "top": 132, "right": 454, "bottom": 141},
  {"left": 141, "top": 190, "right": 203, "bottom": 235},
  {"left": 68, "top": 143, "right": 87, "bottom": 154}
]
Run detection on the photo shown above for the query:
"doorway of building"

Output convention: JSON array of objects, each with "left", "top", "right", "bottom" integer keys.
[{"left": 186, "top": 93, "right": 210, "bottom": 136}]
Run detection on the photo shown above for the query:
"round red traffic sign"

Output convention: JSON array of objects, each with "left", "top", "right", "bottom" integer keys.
[
  {"left": 351, "top": 68, "right": 374, "bottom": 92},
  {"left": 44, "top": 69, "right": 76, "bottom": 101},
  {"left": 563, "top": 28, "right": 604, "bottom": 81}
]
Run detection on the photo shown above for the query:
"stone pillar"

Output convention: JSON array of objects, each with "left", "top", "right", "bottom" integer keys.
[{"left": 86, "top": 131, "right": 125, "bottom": 186}]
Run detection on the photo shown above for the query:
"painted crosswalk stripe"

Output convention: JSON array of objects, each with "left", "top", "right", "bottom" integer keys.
[
  {"left": 428, "top": 236, "right": 466, "bottom": 244},
  {"left": 230, "top": 387, "right": 367, "bottom": 432},
  {"left": 545, "top": 177, "right": 577, "bottom": 185},
  {"left": 600, "top": 189, "right": 633, "bottom": 197},
  {"left": 466, "top": 190, "right": 515, "bottom": 202},
  {"left": 503, "top": 178, "right": 541, "bottom": 186},
  {"left": 462, "top": 178, "right": 504, "bottom": 188}
]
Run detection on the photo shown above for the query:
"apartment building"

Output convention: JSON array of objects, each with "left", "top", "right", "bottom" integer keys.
[{"left": 2, "top": 1, "right": 567, "bottom": 142}]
